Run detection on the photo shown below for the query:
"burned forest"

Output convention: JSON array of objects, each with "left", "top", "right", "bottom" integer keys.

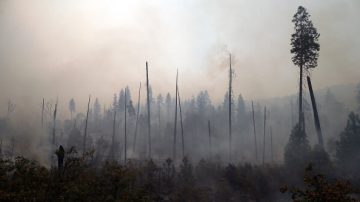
[{"left": 1, "top": 1, "right": 360, "bottom": 202}]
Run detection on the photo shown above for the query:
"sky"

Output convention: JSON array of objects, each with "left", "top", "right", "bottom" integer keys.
[{"left": 0, "top": 0, "right": 359, "bottom": 115}]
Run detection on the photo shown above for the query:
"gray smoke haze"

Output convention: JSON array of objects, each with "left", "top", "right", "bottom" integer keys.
[{"left": 0, "top": 0, "right": 359, "bottom": 116}]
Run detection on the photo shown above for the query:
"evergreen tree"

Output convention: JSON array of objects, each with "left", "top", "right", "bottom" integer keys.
[
  {"left": 284, "top": 124, "right": 311, "bottom": 169},
  {"left": 336, "top": 112, "right": 360, "bottom": 173},
  {"left": 69, "top": 98, "right": 76, "bottom": 120},
  {"left": 291, "top": 6, "right": 320, "bottom": 129},
  {"left": 93, "top": 98, "right": 101, "bottom": 120},
  {"left": 165, "top": 93, "right": 171, "bottom": 120},
  {"left": 125, "top": 86, "right": 132, "bottom": 105},
  {"left": 112, "top": 94, "right": 118, "bottom": 111},
  {"left": 196, "top": 91, "right": 211, "bottom": 113},
  {"left": 118, "top": 89, "right": 125, "bottom": 112},
  {"left": 237, "top": 94, "right": 246, "bottom": 130}
]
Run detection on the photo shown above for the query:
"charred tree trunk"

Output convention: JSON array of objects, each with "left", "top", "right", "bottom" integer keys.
[
  {"left": 307, "top": 76, "right": 324, "bottom": 147},
  {"left": 299, "top": 65, "right": 304, "bottom": 130},
  {"left": 252, "top": 101, "right": 258, "bottom": 162},
  {"left": 83, "top": 95, "right": 91, "bottom": 156},
  {"left": 270, "top": 125, "right": 273, "bottom": 163},
  {"left": 290, "top": 99, "right": 294, "bottom": 127},
  {"left": 51, "top": 100, "right": 58, "bottom": 166},
  {"left": 133, "top": 82, "right": 141, "bottom": 153},
  {"left": 42, "top": 98, "right": 44, "bottom": 127},
  {"left": 262, "top": 106, "right": 266, "bottom": 165},
  {"left": 124, "top": 90, "right": 127, "bottom": 163},
  {"left": 146, "top": 62, "right": 152, "bottom": 159},
  {"left": 53, "top": 100, "right": 58, "bottom": 146},
  {"left": 178, "top": 89, "right": 184, "bottom": 158},
  {"left": 228, "top": 54, "right": 232, "bottom": 162},
  {"left": 111, "top": 108, "right": 117, "bottom": 160},
  {"left": 208, "top": 120, "right": 212, "bottom": 160},
  {"left": 173, "top": 69, "right": 178, "bottom": 161}
]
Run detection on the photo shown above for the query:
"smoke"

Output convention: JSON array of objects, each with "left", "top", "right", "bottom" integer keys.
[{"left": 0, "top": 0, "right": 359, "bottom": 163}]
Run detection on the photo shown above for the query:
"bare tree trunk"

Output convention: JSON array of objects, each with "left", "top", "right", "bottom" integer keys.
[
  {"left": 228, "top": 54, "right": 232, "bottom": 162},
  {"left": 262, "top": 106, "right": 266, "bottom": 165},
  {"left": 53, "top": 100, "right": 58, "bottom": 146},
  {"left": 42, "top": 98, "right": 44, "bottom": 127},
  {"left": 83, "top": 95, "right": 91, "bottom": 156},
  {"left": 270, "top": 125, "right": 273, "bottom": 163},
  {"left": 0, "top": 139, "right": 2, "bottom": 158},
  {"left": 173, "top": 69, "right": 178, "bottom": 161},
  {"left": 146, "top": 62, "right": 152, "bottom": 159},
  {"left": 52, "top": 99, "right": 58, "bottom": 166},
  {"left": 133, "top": 82, "right": 141, "bottom": 153},
  {"left": 178, "top": 89, "right": 184, "bottom": 159},
  {"left": 158, "top": 106, "right": 161, "bottom": 134},
  {"left": 290, "top": 99, "right": 294, "bottom": 127},
  {"left": 251, "top": 101, "right": 258, "bottom": 162},
  {"left": 111, "top": 109, "right": 117, "bottom": 160},
  {"left": 299, "top": 65, "right": 304, "bottom": 130},
  {"left": 307, "top": 76, "right": 324, "bottom": 147},
  {"left": 124, "top": 90, "right": 127, "bottom": 163},
  {"left": 208, "top": 120, "right": 212, "bottom": 160}
]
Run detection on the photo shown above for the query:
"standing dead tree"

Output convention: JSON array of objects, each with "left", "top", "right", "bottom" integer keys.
[
  {"left": 208, "top": 120, "right": 212, "bottom": 160},
  {"left": 262, "top": 106, "right": 267, "bottom": 165},
  {"left": 51, "top": 99, "right": 58, "bottom": 166},
  {"left": 146, "top": 62, "right": 152, "bottom": 159},
  {"left": 52, "top": 99, "right": 58, "bottom": 146},
  {"left": 173, "top": 69, "right": 178, "bottom": 161},
  {"left": 42, "top": 98, "right": 45, "bottom": 128},
  {"left": 124, "top": 90, "right": 127, "bottom": 163},
  {"left": 178, "top": 88, "right": 185, "bottom": 158},
  {"left": 111, "top": 106, "right": 117, "bottom": 160},
  {"left": 270, "top": 125, "right": 273, "bottom": 163},
  {"left": 228, "top": 54, "right": 233, "bottom": 162},
  {"left": 307, "top": 76, "right": 324, "bottom": 147},
  {"left": 83, "top": 95, "right": 91, "bottom": 156},
  {"left": 133, "top": 82, "right": 141, "bottom": 153},
  {"left": 251, "top": 101, "right": 258, "bottom": 162}
]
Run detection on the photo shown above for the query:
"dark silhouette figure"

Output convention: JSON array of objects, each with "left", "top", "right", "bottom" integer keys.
[{"left": 56, "top": 145, "right": 65, "bottom": 169}]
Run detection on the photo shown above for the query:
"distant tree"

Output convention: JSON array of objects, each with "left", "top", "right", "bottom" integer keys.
[
  {"left": 284, "top": 124, "right": 311, "bottom": 169},
  {"left": 336, "top": 112, "right": 360, "bottom": 174},
  {"left": 356, "top": 82, "right": 360, "bottom": 111},
  {"left": 166, "top": 93, "right": 172, "bottom": 120},
  {"left": 324, "top": 89, "right": 344, "bottom": 115},
  {"left": 237, "top": 94, "right": 247, "bottom": 131},
  {"left": 68, "top": 98, "right": 76, "bottom": 120},
  {"left": 118, "top": 89, "right": 125, "bottom": 112},
  {"left": 196, "top": 91, "right": 211, "bottom": 114},
  {"left": 157, "top": 94, "right": 164, "bottom": 131},
  {"left": 93, "top": 98, "right": 101, "bottom": 120},
  {"left": 149, "top": 85, "right": 154, "bottom": 104},
  {"left": 112, "top": 94, "right": 118, "bottom": 111},
  {"left": 125, "top": 86, "right": 132, "bottom": 104},
  {"left": 127, "top": 100, "right": 135, "bottom": 117},
  {"left": 291, "top": 6, "right": 320, "bottom": 130},
  {"left": 222, "top": 91, "right": 229, "bottom": 112},
  {"left": 6, "top": 99, "right": 15, "bottom": 120}
]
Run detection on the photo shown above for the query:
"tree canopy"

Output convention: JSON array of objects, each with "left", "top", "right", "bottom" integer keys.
[{"left": 291, "top": 6, "right": 320, "bottom": 70}]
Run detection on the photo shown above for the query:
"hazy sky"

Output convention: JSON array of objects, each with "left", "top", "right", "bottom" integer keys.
[{"left": 0, "top": 0, "right": 359, "bottom": 114}]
